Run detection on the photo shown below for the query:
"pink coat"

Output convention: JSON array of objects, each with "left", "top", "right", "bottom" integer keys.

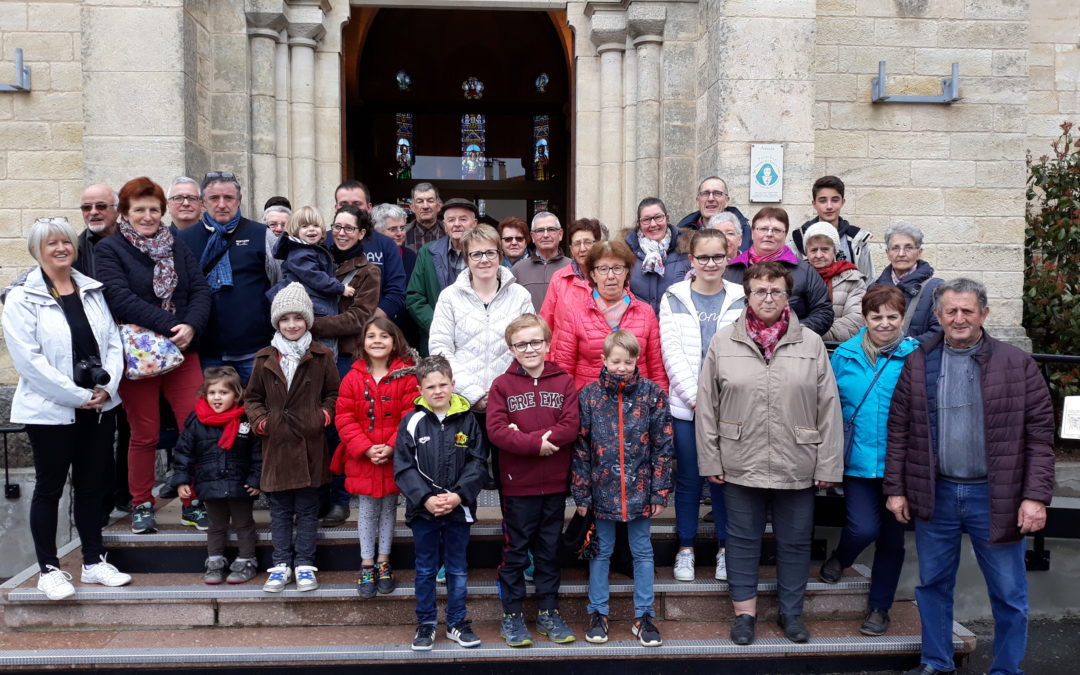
[
  {"left": 550, "top": 289, "right": 669, "bottom": 392},
  {"left": 539, "top": 264, "right": 591, "bottom": 345}
]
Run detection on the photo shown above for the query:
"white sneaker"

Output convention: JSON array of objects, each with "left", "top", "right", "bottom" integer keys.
[
  {"left": 263, "top": 565, "right": 291, "bottom": 593},
  {"left": 37, "top": 566, "right": 75, "bottom": 600},
  {"left": 81, "top": 554, "right": 132, "bottom": 587},
  {"left": 714, "top": 549, "right": 728, "bottom": 581},
  {"left": 295, "top": 565, "right": 319, "bottom": 591},
  {"left": 673, "top": 548, "right": 695, "bottom": 582}
]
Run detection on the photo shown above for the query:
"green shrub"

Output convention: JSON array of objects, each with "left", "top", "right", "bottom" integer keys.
[{"left": 1024, "top": 121, "right": 1080, "bottom": 396}]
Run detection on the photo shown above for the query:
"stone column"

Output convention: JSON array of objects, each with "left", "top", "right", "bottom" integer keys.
[
  {"left": 246, "top": 2, "right": 285, "bottom": 210},
  {"left": 287, "top": 27, "right": 324, "bottom": 208},
  {"left": 314, "top": 2, "right": 351, "bottom": 217},
  {"left": 629, "top": 3, "right": 665, "bottom": 202},
  {"left": 568, "top": 2, "right": 600, "bottom": 220},
  {"left": 622, "top": 35, "right": 638, "bottom": 223},
  {"left": 275, "top": 29, "right": 291, "bottom": 198},
  {"left": 590, "top": 9, "right": 628, "bottom": 230}
]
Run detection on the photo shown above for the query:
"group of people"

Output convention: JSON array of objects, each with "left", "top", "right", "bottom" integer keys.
[{"left": 1, "top": 171, "right": 1054, "bottom": 675}]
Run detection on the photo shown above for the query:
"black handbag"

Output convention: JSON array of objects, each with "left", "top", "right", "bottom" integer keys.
[{"left": 561, "top": 508, "right": 598, "bottom": 561}]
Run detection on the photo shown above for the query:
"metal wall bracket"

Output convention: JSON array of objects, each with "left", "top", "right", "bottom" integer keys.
[
  {"left": 871, "top": 60, "right": 958, "bottom": 104},
  {"left": 0, "top": 48, "right": 32, "bottom": 93}
]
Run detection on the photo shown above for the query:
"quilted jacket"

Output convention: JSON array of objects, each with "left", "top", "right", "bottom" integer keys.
[
  {"left": 170, "top": 411, "right": 261, "bottom": 498},
  {"left": 822, "top": 267, "right": 867, "bottom": 342},
  {"left": 572, "top": 366, "right": 673, "bottom": 521},
  {"left": 867, "top": 260, "right": 943, "bottom": 341},
  {"left": 537, "top": 262, "right": 591, "bottom": 345},
  {"left": 883, "top": 330, "right": 1056, "bottom": 544},
  {"left": 625, "top": 226, "right": 692, "bottom": 314},
  {"left": 331, "top": 356, "right": 417, "bottom": 498}
]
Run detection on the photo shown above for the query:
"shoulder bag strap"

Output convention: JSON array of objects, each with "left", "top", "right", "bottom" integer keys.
[{"left": 846, "top": 351, "right": 899, "bottom": 426}]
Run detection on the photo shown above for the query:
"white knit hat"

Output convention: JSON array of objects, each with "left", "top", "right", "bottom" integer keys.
[
  {"left": 803, "top": 222, "right": 841, "bottom": 252},
  {"left": 270, "top": 282, "right": 314, "bottom": 328}
]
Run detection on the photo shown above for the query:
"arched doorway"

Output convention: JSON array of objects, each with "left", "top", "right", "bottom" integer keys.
[{"left": 342, "top": 7, "right": 573, "bottom": 222}]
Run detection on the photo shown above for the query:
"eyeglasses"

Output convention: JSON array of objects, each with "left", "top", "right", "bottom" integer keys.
[
  {"left": 638, "top": 214, "right": 667, "bottom": 225},
  {"left": 698, "top": 190, "right": 727, "bottom": 199},
  {"left": 168, "top": 195, "right": 202, "bottom": 204},
  {"left": 571, "top": 239, "right": 596, "bottom": 250},
  {"left": 750, "top": 289, "right": 789, "bottom": 300},
  {"left": 693, "top": 254, "right": 726, "bottom": 266},
  {"left": 754, "top": 227, "right": 785, "bottom": 236},
  {"left": 80, "top": 202, "right": 112, "bottom": 212},
  {"left": 510, "top": 339, "right": 547, "bottom": 353},
  {"left": 331, "top": 224, "right": 360, "bottom": 233},
  {"left": 532, "top": 227, "right": 561, "bottom": 235},
  {"left": 593, "top": 265, "right": 628, "bottom": 276},
  {"left": 383, "top": 224, "right": 406, "bottom": 234},
  {"left": 888, "top": 245, "right": 919, "bottom": 254},
  {"left": 501, "top": 236, "right": 526, "bottom": 243},
  {"left": 467, "top": 249, "right": 500, "bottom": 262}
]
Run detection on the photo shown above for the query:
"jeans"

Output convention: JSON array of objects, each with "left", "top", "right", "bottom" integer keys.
[
  {"left": 266, "top": 487, "right": 321, "bottom": 567},
  {"left": 120, "top": 354, "right": 202, "bottom": 507},
  {"left": 724, "top": 483, "right": 814, "bottom": 616},
  {"left": 914, "top": 479, "right": 1028, "bottom": 675},
  {"left": 588, "top": 516, "right": 655, "bottom": 618},
  {"left": 411, "top": 518, "right": 471, "bottom": 625},
  {"left": 673, "top": 418, "right": 726, "bottom": 547},
  {"left": 834, "top": 476, "right": 906, "bottom": 610},
  {"left": 26, "top": 409, "right": 116, "bottom": 571},
  {"left": 199, "top": 355, "right": 254, "bottom": 386}
]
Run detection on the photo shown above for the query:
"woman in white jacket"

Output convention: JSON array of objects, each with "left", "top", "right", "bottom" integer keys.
[
  {"left": 658, "top": 229, "right": 745, "bottom": 583},
  {"left": 1, "top": 217, "right": 133, "bottom": 601},
  {"left": 428, "top": 224, "right": 534, "bottom": 487}
]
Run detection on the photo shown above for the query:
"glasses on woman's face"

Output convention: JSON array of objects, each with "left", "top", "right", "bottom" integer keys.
[
  {"left": 754, "top": 226, "right": 785, "bottom": 236},
  {"left": 571, "top": 239, "right": 596, "bottom": 250},
  {"left": 638, "top": 214, "right": 667, "bottom": 225},
  {"left": 467, "top": 249, "right": 500, "bottom": 262},
  {"left": 331, "top": 224, "right": 359, "bottom": 233},
  {"left": 693, "top": 254, "right": 726, "bottom": 266},
  {"left": 593, "top": 265, "right": 628, "bottom": 276},
  {"left": 501, "top": 236, "right": 526, "bottom": 243},
  {"left": 750, "top": 289, "right": 788, "bottom": 300},
  {"left": 510, "top": 339, "right": 547, "bottom": 353}
]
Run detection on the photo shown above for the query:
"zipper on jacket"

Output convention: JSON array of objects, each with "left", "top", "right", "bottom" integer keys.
[{"left": 618, "top": 380, "right": 627, "bottom": 521}]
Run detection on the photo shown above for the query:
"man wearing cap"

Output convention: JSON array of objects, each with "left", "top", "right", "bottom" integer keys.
[{"left": 406, "top": 197, "right": 477, "bottom": 354}]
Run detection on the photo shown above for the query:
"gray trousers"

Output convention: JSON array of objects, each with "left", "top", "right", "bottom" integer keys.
[
  {"left": 266, "top": 486, "right": 321, "bottom": 567},
  {"left": 724, "top": 483, "right": 815, "bottom": 616}
]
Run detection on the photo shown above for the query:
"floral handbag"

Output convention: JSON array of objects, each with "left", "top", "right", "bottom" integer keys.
[{"left": 119, "top": 324, "right": 184, "bottom": 380}]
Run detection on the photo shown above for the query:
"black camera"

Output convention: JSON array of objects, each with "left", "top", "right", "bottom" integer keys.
[{"left": 73, "top": 356, "right": 111, "bottom": 389}]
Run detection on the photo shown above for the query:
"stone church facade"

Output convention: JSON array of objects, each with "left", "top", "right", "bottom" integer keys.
[{"left": 0, "top": 0, "right": 1077, "bottom": 385}]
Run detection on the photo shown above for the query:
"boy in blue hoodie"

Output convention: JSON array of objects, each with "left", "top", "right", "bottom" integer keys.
[{"left": 394, "top": 355, "right": 487, "bottom": 652}]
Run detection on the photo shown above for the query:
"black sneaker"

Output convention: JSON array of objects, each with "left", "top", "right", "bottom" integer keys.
[
  {"left": 356, "top": 565, "right": 376, "bottom": 599},
  {"left": 585, "top": 612, "right": 609, "bottom": 644},
  {"left": 860, "top": 608, "right": 890, "bottom": 636},
  {"left": 632, "top": 613, "right": 662, "bottom": 647},
  {"left": 819, "top": 554, "right": 843, "bottom": 584},
  {"left": 447, "top": 620, "right": 481, "bottom": 648},
  {"left": 730, "top": 613, "right": 756, "bottom": 645},
  {"left": 181, "top": 501, "right": 209, "bottom": 530},
  {"left": 500, "top": 612, "right": 533, "bottom": 647},
  {"left": 412, "top": 623, "right": 436, "bottom": 651},
  {"left": 777, "top": 613, "right": 810, "bottom": 643},
  {"left": 375, "top": 561, "right": 396, "bottom": 594},
  {"left": 131, "top": 502, "right": 156, "bottom": 534}
]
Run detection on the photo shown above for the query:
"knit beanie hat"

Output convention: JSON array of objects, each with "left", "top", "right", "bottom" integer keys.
[
  {"left": 270, "top": 282, "right": 314, "bottom": 328},
  {"left": 803, "top": 222, "right": 841, "bottom": 252}
]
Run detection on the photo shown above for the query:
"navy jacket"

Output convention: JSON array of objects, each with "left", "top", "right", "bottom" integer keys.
[
  {"left": 177, "top": 218, "right": 272, "bottom": 358},
  {"left": 676, "top": 206, "right": 751, "bottom": 252},
  {"left": 400, "top": 244, "right": 417, "bottom": 281},
  {"left": 624, "top": 226, "right": 692, "bottom": 314},
  {"left": 272, "top": 235, "right": 342, "bottom": 318},
  {"left": 867, "top": 259, "right": 943, "bottom": 341},
  {"left": 326, "top": 230, "right": 406, "bottom": 320},
  {"left": 724, "top": 258, "right": 834, "bottom": 336},
  {"left": 95, "top": 231, "right": 211, "bottom": 344},
  {"left": 170, "top": 412, "right": 262, "bottom": 499}
]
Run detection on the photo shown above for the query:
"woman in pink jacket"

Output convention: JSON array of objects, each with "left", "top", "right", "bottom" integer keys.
[
  {"left": 550, "top": 240, "right": 668, "bottom": 391},
  {"left": 539, "top": 218, "right": 602, "bottom": 344}
]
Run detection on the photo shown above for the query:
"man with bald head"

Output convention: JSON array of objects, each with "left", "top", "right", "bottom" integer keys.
[
  {"left": 74, "top": 184, "right": 119, "bottom": 278},
  {"left": 676, "top": 176, "right": 751, "bottom": 253}
]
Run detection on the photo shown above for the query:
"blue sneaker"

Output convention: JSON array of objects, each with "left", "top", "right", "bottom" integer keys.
[
  {"left": 436, "top": 565, "right": 446, "bottom": 584},
  {"left": 130, "top": 502, "right": 156, "bottom": 534},
  {"left": 500, "top": 613, "right": 533, "bottom": 647}
]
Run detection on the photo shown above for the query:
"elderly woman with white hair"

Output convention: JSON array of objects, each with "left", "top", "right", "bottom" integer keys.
[
  {"left": 371, "top": 203, "right": 416, "bottom": 281},
  {"left": 707, "top": 212, "right": 745, "bottom": 258},
  {"left": 866, "top": 221, "right": 943, "bottom": 340},
  {"left": 803, "top": 222, "right": 866, "bottom": 342},
  {"left": 1, "top": 217, "right": 133, "bottom": 601},
  {"left": 262, "top": 204, "right": 291, "bottom": 285}
]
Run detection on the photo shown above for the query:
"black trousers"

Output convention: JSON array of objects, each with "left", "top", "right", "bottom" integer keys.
[
  {"left": 26, "top": 409, "right": 116, "bottom": 572},
  {"left": 498, "top": 492, "right": 568, "bottom": 613},
  {"left": 205, "top": 498, "right": 258, "bottom": 559},
  {"left": 102, "top": 406, "right": 131, "bottom": 515}
]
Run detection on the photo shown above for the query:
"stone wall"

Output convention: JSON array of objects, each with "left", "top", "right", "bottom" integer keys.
[{"left": 1027, "top": 0, "right": 1080, "bottom": 157}]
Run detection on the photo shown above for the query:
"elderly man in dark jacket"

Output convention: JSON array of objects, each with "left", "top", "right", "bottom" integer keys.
[{"left": 884, "top": 278, "right": 1055, "bottom": 675}]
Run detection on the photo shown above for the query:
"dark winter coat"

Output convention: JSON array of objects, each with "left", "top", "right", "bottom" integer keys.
[
  {"left": 724, "top": 256, "right": 834, "bottom": 336},
  {"left": 883, "top": 330, "right": 1056, "bottom": 544},
  {"left": 624, "top": 226, "right": 692, "bottom": 314},
  {"left": 676, "top": 206, "right": 752, "bottom": 252},
  {"left": 95, "top": 229, "right": 211, "bottom": 348},
  {"left": 271, "top": 235, "right": 343, "bottom": 318},
  {"left": 310, "top": 252, "right": 382, "bottom": 357},
  {"left": 572, "top": 366, "right": 674, "bottom": 521},
  {"left": 486, "top": 361, "right": 580, "bottom": 497},
  {"left": 244, "top": 341, "right": 340, "bottom": 492},
  {"left": 867, "top": 260, "right": 943, "bottom": 341},
  {"left": 170, "top": 412, "right": 262, "bottom": 499},
  {"left": 393, "top": 393, "right": 488, "bottom": 525},
  {"left": 331, "top": 357, "right": 416, "bottom": 498},
  {"left": 74, "top": 228, "right": 107, "bottom": 279}
]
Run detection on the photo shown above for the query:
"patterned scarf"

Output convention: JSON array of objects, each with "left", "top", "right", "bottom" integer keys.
[
  {"left": 639, "top": 229, "right": 672, "bottom": 276},
  {"left": 744, "top": 305, "right": 791, "bottom": 362},
  {"left": 593, "top": 289, "right": 631, "bottom": 330},
  {"left": 815, "top": 260, "right": 858, "bottom": 299},
  {"left": 271, "top": 330, "right": 312, "bottom": 390},
  {"left": 195, "top": 397, "right": 245, "bottom": 450},
  {"left": 747, "top": 244, "right": 789, "bottom": 264},
  {"left": 118, "top": 218, "right": 178, "bottom": 312},
  {"left": 730, "top": 245, "right": 799, "bottom": 268},
  {"left": 199, "top": 209, "right": 243, "bottom": 291}
]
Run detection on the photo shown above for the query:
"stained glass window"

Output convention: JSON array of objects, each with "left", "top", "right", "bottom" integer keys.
[
  {"left": 533, "top": 115, "right": 550, "bottom": 182},
  {"left": 461, "top": 113, "right": 486, "bottom": 180},
  {"left": 395, "top": 113, "right": 414, "bottom": 180}
]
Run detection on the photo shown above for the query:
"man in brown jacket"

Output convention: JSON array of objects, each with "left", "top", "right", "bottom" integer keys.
[{"left": 884, "top": 278, "right": 1055, "bottom": 675}]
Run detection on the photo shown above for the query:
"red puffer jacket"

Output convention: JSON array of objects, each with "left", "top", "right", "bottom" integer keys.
[
  {"left": 549, "top": 290, "right": 668, "bottom": 392},
  {"left": 331, "top": 357, "right": 417, "bottom": 497}
]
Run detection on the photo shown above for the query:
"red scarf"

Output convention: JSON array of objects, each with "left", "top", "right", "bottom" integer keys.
[
  {"left": 195, "top": 397, "right": 244, "bottom": 450},
  {"left": 745, "top": 305, "right": 791, "bottom": 362},
  {"left": 816, "top": 260, "right": 858, "bottom": 299}
]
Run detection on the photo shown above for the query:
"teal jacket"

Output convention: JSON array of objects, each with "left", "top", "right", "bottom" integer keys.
[{"left": 829, "top": 328, "right": 918, "bottom": 478}]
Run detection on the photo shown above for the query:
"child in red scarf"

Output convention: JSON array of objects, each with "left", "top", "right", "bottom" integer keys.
[{"left": 171, "top": 366, "right": 262, "bottom": 585}]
